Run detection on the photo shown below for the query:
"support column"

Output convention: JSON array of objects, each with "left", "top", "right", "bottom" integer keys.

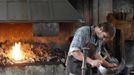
[
  {"left": 93, "top": 0, "right": 113, "bottom": 25},
  {"left": 98, "top": 0, "right": 113, "bottom": 23},
  {"left": 93, "top": 0, "right": 99, "bottom": 25}
]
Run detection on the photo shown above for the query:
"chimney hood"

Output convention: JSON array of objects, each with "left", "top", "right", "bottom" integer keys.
[{"left": 0, "top": 0, "right": 82, "bottom": 22}]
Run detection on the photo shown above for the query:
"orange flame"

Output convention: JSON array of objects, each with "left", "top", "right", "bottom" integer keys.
[{"left": 11, "top": 42, "right": 24, "bottom": 61}]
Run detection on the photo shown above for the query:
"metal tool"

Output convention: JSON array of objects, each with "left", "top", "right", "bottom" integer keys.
[{"left": 98, "top": 47, "right": 125, "bottom": 75}]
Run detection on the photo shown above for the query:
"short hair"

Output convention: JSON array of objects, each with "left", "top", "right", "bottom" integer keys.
[{"left": 97, "top": 22, "right": 116, "bottom": 39}]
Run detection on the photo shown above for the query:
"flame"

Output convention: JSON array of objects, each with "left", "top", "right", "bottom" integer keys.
[{"left": 11, "top": 42, "right": 24, "bottom": 61}]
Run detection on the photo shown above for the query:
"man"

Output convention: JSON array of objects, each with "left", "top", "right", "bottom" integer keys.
[{"left": 66, "top": 22, "right": 117, "bottom": 75}]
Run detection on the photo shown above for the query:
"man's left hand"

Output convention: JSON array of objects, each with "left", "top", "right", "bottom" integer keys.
[{"left": 107, "top": 63, "right": 118, "bottom": 68}]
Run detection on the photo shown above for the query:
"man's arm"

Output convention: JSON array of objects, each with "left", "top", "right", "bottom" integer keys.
[
  {"left": 70, "top": 50, "right": 103, "bottom": 67},
  {"left": 95, "top": 53, "right": 117, "bottom": 68}
]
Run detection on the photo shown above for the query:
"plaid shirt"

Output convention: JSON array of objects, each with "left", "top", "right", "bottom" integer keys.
[{"left": 68, "top": 26, "right": 103, "bottom": 56}]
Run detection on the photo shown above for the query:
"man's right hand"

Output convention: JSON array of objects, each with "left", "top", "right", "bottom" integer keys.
[
  {"left": 71, "top": 51, "right": 103, "bottom": 68},
  {"left": 89, "top": 59, "right": 103, "bottom": 67}
]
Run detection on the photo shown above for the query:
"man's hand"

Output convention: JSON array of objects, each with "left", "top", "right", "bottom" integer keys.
[
  {"left": 71, "top": 51, "right": 103, "bottom": 68},
  {"left": 107, "top": 63, "right": 118, "bottom": 68},
  {"left": 89, "top": 59, "right": 103, "bottom": 67},
  {"left": 94, "top": 53, "right": 118, "bottom": 68}
]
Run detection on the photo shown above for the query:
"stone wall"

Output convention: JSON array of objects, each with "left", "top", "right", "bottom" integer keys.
[{"left": 0, "top": 65, "right": 66, "bottom": 75}]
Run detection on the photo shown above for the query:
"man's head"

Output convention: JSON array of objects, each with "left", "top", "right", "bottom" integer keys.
[{"left": 95, "top": 22, "right": 116, "bottom": 42}]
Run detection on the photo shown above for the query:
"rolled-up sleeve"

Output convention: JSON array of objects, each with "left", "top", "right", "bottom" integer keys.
[{"left": 69, "top": 27, "right": 89, "bottom": 53}]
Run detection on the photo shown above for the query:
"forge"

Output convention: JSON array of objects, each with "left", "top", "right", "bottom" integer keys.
[
  {"left": 0, "top": 23, "right": 74, "bottom": 75},
  {"left": 0, "top": 41, "right": 66, "bottom": 75}
]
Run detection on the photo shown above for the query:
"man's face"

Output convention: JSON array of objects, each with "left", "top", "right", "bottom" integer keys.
[
  {"left": 96, "top": 27, "right": 111, "bottom": 42},
  {"left": 99, "top": 32, "right": 111, "bottom": 42}
]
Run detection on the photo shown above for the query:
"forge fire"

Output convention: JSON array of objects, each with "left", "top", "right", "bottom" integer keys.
[
  {"left": 7, "top": 42, "right": 36, "bottom": 63},
  {"left": 11, "top": 42, "right": 25, "bottom": 61},
  {"left": 0, "top": 41, "right": 65, "bottom": 66}
]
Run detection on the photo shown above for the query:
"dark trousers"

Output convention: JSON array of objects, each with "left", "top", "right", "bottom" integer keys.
[{"left": 66, "top": 56, "right": 92, "bottom": 75}]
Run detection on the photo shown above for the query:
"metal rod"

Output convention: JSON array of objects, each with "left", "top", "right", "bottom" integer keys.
[{"left": 81, "top": 47, "right": 90, "bottom": 75}]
